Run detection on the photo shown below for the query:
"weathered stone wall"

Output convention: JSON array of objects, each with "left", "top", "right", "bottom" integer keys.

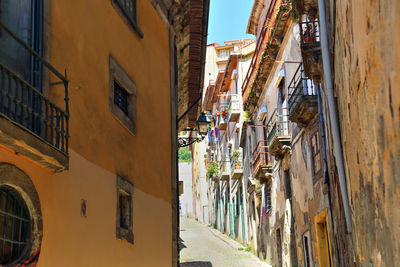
[{"left": 334, "top": 0, "right": 400, "bottom": 265}]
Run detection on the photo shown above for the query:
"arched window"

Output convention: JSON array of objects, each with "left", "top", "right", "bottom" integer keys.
[{"left": 0, "top": 186, "right": 31, "bottom": 264}]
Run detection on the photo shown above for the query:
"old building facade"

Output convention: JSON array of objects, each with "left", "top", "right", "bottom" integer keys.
[
  {"left": 0, "top": 0, "right": 208, "bottom": 266},
  {"left": 202, "top": 0, "right": 400, "bottom": 267}
]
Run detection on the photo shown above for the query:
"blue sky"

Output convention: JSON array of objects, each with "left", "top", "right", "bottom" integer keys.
[{"left": 207, "top": 0, "right": 254, "bottom": 45}]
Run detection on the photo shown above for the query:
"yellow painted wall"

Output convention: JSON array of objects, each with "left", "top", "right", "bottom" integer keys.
[
  {"left": 0, "top": 0, "right": 174, "bottom": 266},
  {"left": 49, "top": 0, "right": 172, "bottom": 202}
]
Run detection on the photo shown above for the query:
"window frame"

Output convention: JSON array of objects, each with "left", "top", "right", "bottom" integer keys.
[
  {"left": 310, "top": 128, "right": 323, "bottom": 180},
  {"left": 111, "top": 0, "right": 143, "bottom": 38},
  {"left": 302, "top": 230, "right": 313, "bottom": 267},
  {"left": 116, "top": 175, "right": 134, "bottom": 244},
  {"left": 109, "top": 56, "right": 137, "bottom": 135}
]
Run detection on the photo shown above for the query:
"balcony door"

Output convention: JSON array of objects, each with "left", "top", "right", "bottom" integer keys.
[{"left": 0, "top": 0, "right": 43, "bottom": 90}]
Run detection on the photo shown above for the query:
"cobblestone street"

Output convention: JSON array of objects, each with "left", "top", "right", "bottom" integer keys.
[{"left": 179, "top": 217, "right": 270, "bottom": 267}]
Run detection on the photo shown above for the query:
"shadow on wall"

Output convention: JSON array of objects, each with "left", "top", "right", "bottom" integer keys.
[{"left": 180, "top": 262, "right": 213, "bottom": 267}]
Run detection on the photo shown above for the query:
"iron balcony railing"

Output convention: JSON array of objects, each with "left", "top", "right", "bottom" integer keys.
[
  {"left": 299, "top": 18, "right": 320, "bottom": 46},
  {"left": 252, "top": 140, "right": 271, "bottom": 177},
  {"left": 288, "top": 63, "right": 317, "bottom": 114},
  {"left": 266, "top": 108, "right": 290, "bottom": 147},
  {"left": 0, "top": 22, "right": 69, "bottom": 155}
]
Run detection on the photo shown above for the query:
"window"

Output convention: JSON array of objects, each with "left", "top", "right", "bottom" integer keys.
[
  {"left": 112, "top": 0, "right": 143, "bottom": 37},
  {"left": 284, "top": 170, "right": 292, "bottom": 199},
  {"left": 0, "top": 186, "right": 30, "bottom": 264},
  {"left": 115, "top": 0, "right": 136, "bottom": 23},
  {"left": 114, "top": 80, "right": 129, "bottom": 115},
  {"left": 302, "top": 231, "right": 313, "bottom": 267},
  {"left": 116, "top": 175, "right": 134, "bottom": 243},
  {"left": 310, "top": 130, "right": 322, "bottom": 177},
  {"left": 109, "top": 56, "right": 137, "bottom": 134},
  {"left": 264, "top": 183, "right": 271, "bottom": 214}
]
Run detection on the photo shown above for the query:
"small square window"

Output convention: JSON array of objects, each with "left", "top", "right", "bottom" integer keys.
[
  {"left": 109, "top": 56, "right": 137, "bottom": 134},
  {"left": 116, "top": 175, "right": 133, "bottom": 243}
]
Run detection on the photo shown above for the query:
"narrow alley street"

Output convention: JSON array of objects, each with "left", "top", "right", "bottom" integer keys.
[{"left": 179, "top": 217, "right": 269, "bottom": 267}]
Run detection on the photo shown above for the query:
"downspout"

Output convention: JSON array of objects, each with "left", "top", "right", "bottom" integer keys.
[{"left": 317, "top": 0, "right": 353, "bottom": 235}]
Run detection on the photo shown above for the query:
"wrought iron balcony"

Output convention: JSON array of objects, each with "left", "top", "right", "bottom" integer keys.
[
  {"left": 266, "top": 108, "right": 291, "bottom": 159},
  {"left": 252, "top": 140, "right": 272, "bottom": 180},
  {"left": 288, "top": 63, "right": 318, "bottom": 127},
  {"left": 299, "top": 17, "right": 322, "bottom": 79},
  {"left": 228, "top": 94, "right": 241, "bottom": 123},
  {"left": 230, "top": 151, "right": 243, "bottom": 180},
  {"left": 0, "top": 22, "right": 69, "bottom": 172},
  {"left": 219, "top": 160, "right": 230, "bottom": 181}
]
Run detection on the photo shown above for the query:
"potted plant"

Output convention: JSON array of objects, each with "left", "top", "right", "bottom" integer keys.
[
  {"left": 232, "top": 150, "right": 241, "bottom": 169},
  {"left": 207, "top": 162, "right": 219, "bottom": 179}
]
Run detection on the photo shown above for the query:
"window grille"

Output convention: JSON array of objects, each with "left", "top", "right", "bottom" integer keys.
[
  {"left": 114, "top": 80, "right": 129, "bottom": 115},
  {"left": 0, "top": 186, "right": 30, "bottom": 264}
]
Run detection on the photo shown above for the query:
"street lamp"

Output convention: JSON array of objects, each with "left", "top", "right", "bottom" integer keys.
[
  {"left": 196, "top": 112, "right": 211, "bottom": 136},
  {"left": 178, "top": 112, "right": 211, "bottom": 147}
]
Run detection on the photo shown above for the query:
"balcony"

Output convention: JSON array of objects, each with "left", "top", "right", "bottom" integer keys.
[
  {"left": 0, "top": 23, "right": 69, "bottom": 172},
  {"left": 288, "top": 63, "right": 318, "bottom": 127},
  {"left": 252, "top": 140, "right": 272, "bottom": 180},
  {"left": 219, "top": 160, "right": 230, "bottom": 181},
  {"left": 217, "top": 115, "right": 228, "bottom": 131},
  {"left": 230, "top": 151, "right": 243, "bottom": 180},
  {"left": 299, "top": 17, "right": 322, "bottom": 79},
  {"left": 266, "top": 108, "right": 291, "bottom": 159},
  {"left": 228, "top": 94, "right": 241, "bottom": 122}
]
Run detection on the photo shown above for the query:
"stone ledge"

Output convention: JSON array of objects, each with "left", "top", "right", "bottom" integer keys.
[{"left": 0, "top": 115, "right": 68, "bottom": 172}]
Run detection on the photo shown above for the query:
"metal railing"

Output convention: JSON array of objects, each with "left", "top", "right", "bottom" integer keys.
[
  {"left": 266, "top": 108, "right": 290, "bottom": 147},
  {"left": 252, "top": 140, "right": 271, "bottom": 177},
  {"left": 299, "top": 18, "right": 320, "bottom": 45},
  {"left": 288, "top": 63, "right": 317, "bottom": 114},
  {"left": 0, "top": 22, "right": 69, "bottom": 155}
]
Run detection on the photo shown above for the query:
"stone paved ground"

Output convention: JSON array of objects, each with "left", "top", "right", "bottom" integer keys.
[{"left": 179, "top": 217, "right": 271, "bottom": 267}]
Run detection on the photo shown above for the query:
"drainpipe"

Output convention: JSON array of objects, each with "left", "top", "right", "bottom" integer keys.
[{"left": 317, "top": 0, "right": 353, "bottom": 234}]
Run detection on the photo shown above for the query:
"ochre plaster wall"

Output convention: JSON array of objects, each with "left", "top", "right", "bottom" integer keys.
[
  {"left": 334, "top": 0, "right": 400, "bottom": 265},
  {"left": 48, "top": 0, "right": 172, "bottom": 203},
  {"left": 0, "top": 0, "right": 174, "bottom": 265},
  {"left": 0, "top": 148, "right": 172, "bottom": 266}
]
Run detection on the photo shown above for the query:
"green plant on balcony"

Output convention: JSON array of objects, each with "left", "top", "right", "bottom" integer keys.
[
  {"left": 244, "top": 110, "right": 251, "bottom": 121},
  {"left": 232, "top": 150, "right": 241, "bottom": 169},
  {"left": 207, "top": 162, "right": 219, "bottom": 178}
]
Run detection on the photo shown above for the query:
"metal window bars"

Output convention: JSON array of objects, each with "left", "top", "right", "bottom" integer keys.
[
  {"left": 0, "top": 186, "right": 30, "bottom": 265},
  {"left": 288, "top": 62, "right": 318, "bottom": 114},
  {"left": 299, "top": 17, "right": 320, "bottom": 45},
  {"left": 0, "top": 22, "right": 69, "bottom": 155}
]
